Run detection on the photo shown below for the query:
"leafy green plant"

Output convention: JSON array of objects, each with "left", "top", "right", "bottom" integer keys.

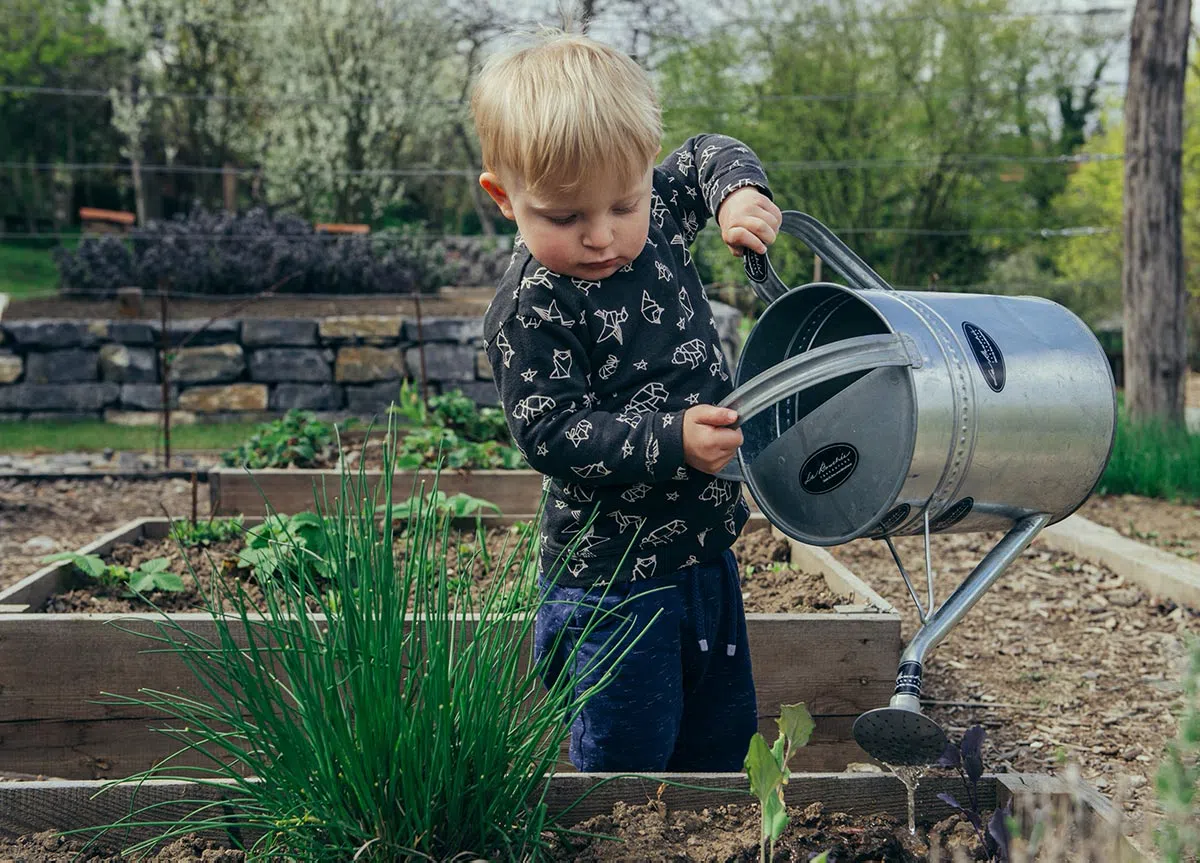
[
  {"left": 169, "top": 517, "right": 245, "bottom": 548},
  {"left": 221, "top": 411, "right": 343, "bottom": 469},
  {"left": 236, "top": 512, "right": 330, "bottom": 582},
  {"left": 1157, "top": 638, "right": 1200, "bottom": 860},
  {"left": 386, "top": 490, "right": 500, "bottom": 519},
  {"left": 83, "top": 420, "right": 642, "bottom": 860},
  {"left": 42, "top": 552, "right": 184, "bottom": 595},
  {"left": 744, "top": 701, "right": 815, "bottom": 863},
  {"left": 389, "top": 380, "right": 526, "bottom": 470}
]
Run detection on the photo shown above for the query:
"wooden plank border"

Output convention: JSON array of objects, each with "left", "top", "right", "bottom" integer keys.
[
  {"left": 1039, "top": 513, "right": 1200, "bottom": 610},
  {"left": 209, "top": 467, "right": 547, "bottom": 517}
]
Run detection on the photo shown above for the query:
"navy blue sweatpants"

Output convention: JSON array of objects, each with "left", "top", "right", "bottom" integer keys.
[{"left": 533, "top": 549, "right": 757, "bottom": 772}]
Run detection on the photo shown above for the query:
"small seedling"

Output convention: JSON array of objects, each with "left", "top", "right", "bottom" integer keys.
[
  {"left": 385, "top": 490, "right": 501, "bottom": 520},
  {"left": 937, "top": 724, "right": 1012, "bottom": 862},
  {"left": 42, "top": 552, "right": 185, "bottom": 595},
  {"left": 170, "top": 516, "right": 245, "bottom": 547},
  {"left": 744, "top": 701, "right": 815, "bottom": 863}
]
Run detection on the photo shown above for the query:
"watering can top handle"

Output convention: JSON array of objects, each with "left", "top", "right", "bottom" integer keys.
[{"left": 743, "top": 211, "right": 895, "bottom": 304}]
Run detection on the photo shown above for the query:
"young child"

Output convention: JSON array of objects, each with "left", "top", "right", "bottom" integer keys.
[{"left": 472, "top": 31, "right": 782, "bottom": 772}]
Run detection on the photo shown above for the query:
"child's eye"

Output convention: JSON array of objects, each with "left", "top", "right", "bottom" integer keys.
[
  {"left": 546, "top": 215, "right": 576, "bottom": 225},
  {"left": 613, "top": 206, "right": 636, "bottom": 215}
]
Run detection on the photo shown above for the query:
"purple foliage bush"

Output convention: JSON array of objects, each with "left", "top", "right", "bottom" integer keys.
[{"left": 55, "top": 207, "right": 455, "bottom": 297}]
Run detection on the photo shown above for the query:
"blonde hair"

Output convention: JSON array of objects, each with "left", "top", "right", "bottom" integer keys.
[{"left": 471, "top": 31, "right": 662, "bottom": 196}]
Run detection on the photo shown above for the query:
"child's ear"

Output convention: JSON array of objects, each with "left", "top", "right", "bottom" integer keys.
[{"left": 479, "top": 173, "right": 516, "bottom": 221}]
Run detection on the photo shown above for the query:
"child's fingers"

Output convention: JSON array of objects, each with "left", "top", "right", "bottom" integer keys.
[
  {"left": 688, "top": 404, "right": 739, "bottom": 427},
  {"left": 722, "top": 226, "right": 768, "bottom": 255}
]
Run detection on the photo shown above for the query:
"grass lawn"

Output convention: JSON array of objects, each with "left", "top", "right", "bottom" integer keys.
[
  {"left": 0, "top": 243, "right": 64, "bottom": 298},
  {"left": 0, "top": 420, "right": 262, "bottom": 454}
]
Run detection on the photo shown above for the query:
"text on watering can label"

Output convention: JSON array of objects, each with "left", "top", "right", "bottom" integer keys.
[
  {"left": 962, "top": 321, "right": 1006, "bottom": 393},
  {"left": 799, "top": 443, "right": 859, "bottom": 494}
]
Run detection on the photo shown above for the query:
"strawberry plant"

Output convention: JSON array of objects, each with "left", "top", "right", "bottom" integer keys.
[
  {"left": 744, "top": 701, "right": 815, "bottom": 863},
  {"left": 169, "top": 516, "right": 245, "bottom": 547},
  {"left": 221, "top": 411, "right": 343, "bottom": 469},
  {"left": 42, "top": 552, "right": 184, "bottom": 595}
]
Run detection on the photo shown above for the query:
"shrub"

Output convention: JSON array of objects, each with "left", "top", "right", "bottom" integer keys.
[{"left": 55, "top": 208, "right": 456, "bottom": 297}]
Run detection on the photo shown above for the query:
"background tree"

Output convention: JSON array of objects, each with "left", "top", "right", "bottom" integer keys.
[
  {"left": 0, "top": 0, "right": 124, "bottom": 230},
  {"left": 1122, "top": 0, "right": 1192, "bottom": 424}
]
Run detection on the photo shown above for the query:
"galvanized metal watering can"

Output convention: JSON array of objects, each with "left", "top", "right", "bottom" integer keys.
[{"left": 716, "top": 212, "right": 1116, "bottom": 765}]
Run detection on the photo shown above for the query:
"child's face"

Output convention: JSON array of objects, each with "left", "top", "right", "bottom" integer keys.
[{"left": 480, "top": 166, "right": 653, "bottom": 281}]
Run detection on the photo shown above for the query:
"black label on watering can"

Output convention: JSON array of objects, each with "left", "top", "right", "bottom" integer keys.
[
  {"left": 930, "top": 497, "right": 974, "bottom": 531},
  {"left": 743, "top": 251, "right": 769, "bottom": 283},
  {"left": 870, "top": 504, "right": 911, "bottom": 537},
  {"left": 962, "top": 322, "right": 1006, "bottom": 392},
  {"left": 799, "top": 443, "right": 858, "bottom": 494},
  {"left": 894, "top": 661, "right": 924, "bottom": 698}
]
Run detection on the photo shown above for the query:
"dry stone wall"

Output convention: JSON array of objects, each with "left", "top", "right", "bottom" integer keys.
[{"left": 0, "top": 304, "right": 742, "bottom": 423}]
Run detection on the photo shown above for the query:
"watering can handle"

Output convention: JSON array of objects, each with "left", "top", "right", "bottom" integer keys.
[
  {"left": 713, "top": 332, "right": 921, "bottom": 481},
  {"left": 742, "top": 211, "right": 895, "bottom": 304}
]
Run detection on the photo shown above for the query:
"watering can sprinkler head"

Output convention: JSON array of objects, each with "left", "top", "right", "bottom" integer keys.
[{"left": 852, "top": 513, "right": 1052, "bottom": 766}]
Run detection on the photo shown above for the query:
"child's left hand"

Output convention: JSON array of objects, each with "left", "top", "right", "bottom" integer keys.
[{"left": 717, "top": 187, "right": 783, "bottom": 257}]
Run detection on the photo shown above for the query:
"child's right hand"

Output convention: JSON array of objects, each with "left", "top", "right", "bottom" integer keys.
[{"left": 682, "top": 405, "right": 744, "bottom": 474}]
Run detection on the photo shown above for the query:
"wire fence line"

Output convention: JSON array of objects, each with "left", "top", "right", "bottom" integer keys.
[
  {"left": 0, "top": 152, "right": 1126, "bottom": 183},
  {"left": 0, "top": 77, "right": 1128, "bottom": 109}
]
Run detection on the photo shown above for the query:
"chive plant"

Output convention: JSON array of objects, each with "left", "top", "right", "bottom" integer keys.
[{"left": 90, "top": 419, "right": 644, "bottom": 861}]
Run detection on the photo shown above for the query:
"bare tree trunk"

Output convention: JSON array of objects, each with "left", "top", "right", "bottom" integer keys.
[{"left": 1123, "top": 0, "right": 1192, "bottom": 424}]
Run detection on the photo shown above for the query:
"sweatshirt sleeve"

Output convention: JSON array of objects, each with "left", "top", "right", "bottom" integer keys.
[
  {"left": 654, "top": 134, "right": 773, "bottom": 244},
  {"left": 485, "top": 298, "right": 687, "bottom": 487}
]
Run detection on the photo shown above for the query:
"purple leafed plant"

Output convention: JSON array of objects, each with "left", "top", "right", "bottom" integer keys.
[{"left": 937, "top": 724, "right": 1012, "bottom": 862}]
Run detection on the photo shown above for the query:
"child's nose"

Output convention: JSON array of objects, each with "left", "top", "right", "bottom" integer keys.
[{"left": 582, "top": 220, "right": 614, "bottom": 249}]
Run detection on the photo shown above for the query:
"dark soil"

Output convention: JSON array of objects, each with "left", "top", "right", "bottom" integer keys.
[
  {"left": 1081, "top": 493, "right": 1200, "bottom": 560},
  {"left": 0, "top": 803, "right": 978, "bottom": 863},
  {"left": 37, "top": 522, "right": 847, "bottom": 616},
  {"left": 4, "top": 290, "right": 492, "bottom": 321}
]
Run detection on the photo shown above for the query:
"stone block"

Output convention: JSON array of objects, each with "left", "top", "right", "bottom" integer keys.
[
  {"left": 0, "top": 352, "right": 21, "bottom": 384},
  {"left": 121, "top": 383, "right": 178, "bottom": 410},
  {"left": 318, "top": 315, "right": 403, "bottom": 344},
  {"left": 405, "top": 343, "right": 477, "bottom": 382},
  {"left": 106, "top": 321, "right": 160, "bottom": 346},
  {"left": 178, "top": 383, "right": 268, "bottom": 412},
  {"left": 170, "top": 344, "right": 245, "bottom": 383},
  {"left": 249, "top": 348, "right": 333, "bottom": 383},
  {"left": 454, "top": 380, "right": 501, "bottom": 407},
  {"left": 100, "top": 344, "right": 158, "bottom": 383},
  {"left": 270, "top": 383, "right": 344, "bottom": 411},
  {"left": 1, "top": 320, "right": 102, "bottom": 349},
  {"left": 0, "top": 383, "right": 119, "bottom": 411},
  {"left": 105, "top": 409, "right": 197, "bottom": 427},
  {"left": 403, "top": 316, "right": 483, "bottom": 344},
  {"left": 242, "top": 318, "right": 319, "bottom": 347},
  {"left": 345, "top": 382, "right": 401, "bottom": 415},
  {"left": 167, "top": 319, "right": 240, "bottom": 346},
  {"left": 24, "top": 349, "right": 99, "bottom": 384},
  {"left": 335, "top": 347, "right": 406, "bottom": 383},
  {"left": 475, "top": 349, "right": 492, "bottom": 381}
]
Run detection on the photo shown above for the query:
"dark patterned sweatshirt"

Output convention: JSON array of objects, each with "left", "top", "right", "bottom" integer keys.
[{"left": 482, "top": 135, "right": 772, "bottom": 587}]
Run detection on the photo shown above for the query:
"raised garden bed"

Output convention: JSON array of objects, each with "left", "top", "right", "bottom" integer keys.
[
  {"left": 0, "top": 772, "right": 1142, "bottom": 861},
  {"left": 0, "top": 515, "right": 900, "bottom": 779}
]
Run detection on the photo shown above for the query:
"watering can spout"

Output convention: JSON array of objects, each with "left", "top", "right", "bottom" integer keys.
[{"left": 851, "top": 513, "right": 1051, "bottom": 765}]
